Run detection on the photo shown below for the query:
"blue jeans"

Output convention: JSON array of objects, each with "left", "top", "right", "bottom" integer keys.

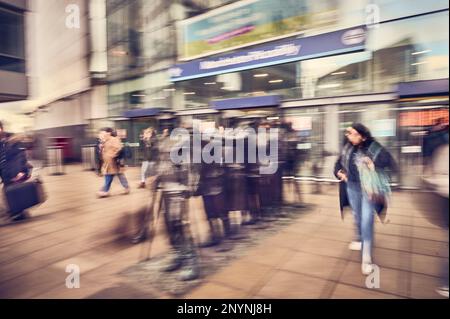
[
  {"left": 102, "top": 174, "right": 129, "bottom": 192},
  {"left": 347, "top": 182, "right": 375, "bottom": 262},
  {"left": 140, "top": 161, "right": 156, "bottom": 183}
]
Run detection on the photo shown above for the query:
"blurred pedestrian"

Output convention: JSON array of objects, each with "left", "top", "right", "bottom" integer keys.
[
  {"left": 155, "top": 126, "right": 199, "bottom": 281},
  {"left": 283, "top": 122, "right": 302, "bottom": 205},
  {"left": 94, "top": 135, "right": 103, "bottom": 176},
  {"left": 334, "top": 123, "right": 396, "bottom": 275},
  {"left": 0, "top": 121, "right": 33, "bottom": 221},
  {"left": 423, "top": 142, "right": 449, "bottom": 297},
  {"left": 423, "top": 117, "right": 449, "bottom": 161},
  {"left": 131, "top": 128, "right": 160, "bottom": 244},
  {"left": 196, "top": 131, "right": 229, "bottom": 247},
  {"left": 138, "top": 127, "right": 158, "bottom": 189},
  {"left": 97, "top": 127, "right": 130, "bottom": 198},
  {"left": 224, "top": 120, "right": 250, "bottom": 236}
]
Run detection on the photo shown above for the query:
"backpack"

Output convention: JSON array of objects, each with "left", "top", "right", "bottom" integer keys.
[{"left": 117, "top": 144, "right": 132, "bottom": 160}]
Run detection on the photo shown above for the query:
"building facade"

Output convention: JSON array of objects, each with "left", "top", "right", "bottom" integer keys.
[
  {"left": 0, "top": 0, "right": 27, "bottom": 103},
  {"left": 0, "top": 0, "right": 109, "bottom": 160},
  {"left": 105, "top": 0, "right": 449, "bottom": 187}
]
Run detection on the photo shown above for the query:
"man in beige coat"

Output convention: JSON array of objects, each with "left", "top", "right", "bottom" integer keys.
[{"left": 97, "top": 128, "right": 130, "bottom": 198}]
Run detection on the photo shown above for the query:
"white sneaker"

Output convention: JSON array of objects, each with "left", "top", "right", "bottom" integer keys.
[
  {"left": 361, "top": 262, "right": 374, "bottom": 275},
  {"left": 436, "top": 286, "right": 449, "bottom": 298},
  {"left": 348, "top": 241, "right": 362, "bottom": 251},
  {"left": 97, "top": 191, "right": 110, "bottom": 198}
]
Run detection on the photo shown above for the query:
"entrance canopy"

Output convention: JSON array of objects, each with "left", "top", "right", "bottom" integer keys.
[{"left": 211, "top": 95, "right": 280, "bottom": 110}]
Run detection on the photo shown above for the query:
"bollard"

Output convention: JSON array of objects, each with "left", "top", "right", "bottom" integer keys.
[
  {"left": 46, "top": 146, "right": 65, "bottom": 176},
  {"left": 81, "top": 145, "right": 96, "bottom": 171}
]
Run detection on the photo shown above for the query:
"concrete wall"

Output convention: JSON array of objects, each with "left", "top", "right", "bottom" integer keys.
[
  {"left": 0, "top": 70, "right": 28, "bottom": 101},
  {"left": 33, "top": 124, "right": 88, "bottom": 162},
  {"left": 30, "top": 0, "right": 90, "bottom": 106}
]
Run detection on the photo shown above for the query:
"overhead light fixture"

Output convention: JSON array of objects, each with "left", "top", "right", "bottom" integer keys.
[
  {"left": 331, "top": 71, "right": 347, "bottom": 75},
  {"left": 204, "top": 82, "right": 217, "bottom": 85},
  {"left": 183, "top": 92, "right": 196, "bottom": 95},
  {"left": 318, "top": 83, "right": 342, "bottom": 89},
  {"left": 267, "top": 116, "right": 280, "bottom": 120},
  {"left": 254, "top": 73, "right": 269, "bottom": 78},
  {"left": 412, "top": 49, "right": 432, "bottom": 55},
  {"left": 152, "top": 97, "right": 166, "bottom": 100},
  {"left": 131, "top": 94, "right": 146, "bottom": 97},
  {"left": 411, "top": 61, "right": 428, "bottom": 66},
  {"left": 269, "top": 79, "right": 284, "bottom": 84},
  {"left": 221, "top": 86, "right": 233, "bottom": 90}
]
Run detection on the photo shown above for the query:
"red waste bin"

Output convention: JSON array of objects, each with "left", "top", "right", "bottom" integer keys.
[{"left": 48, "top": 137, "right": 73, "bottom": 162}]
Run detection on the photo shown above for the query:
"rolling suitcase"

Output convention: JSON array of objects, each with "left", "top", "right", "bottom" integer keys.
[{"left": 4, "top": 179, "right": 47, "bottom": 215}]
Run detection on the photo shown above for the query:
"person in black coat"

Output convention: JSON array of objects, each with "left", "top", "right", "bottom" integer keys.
[
  {"left": 334, "top": 123, "right": 396, "bottom": 275},
  {"left": 94, "top": 137, "right": 103, "bottom": 176},
  {"left": 195, "top": 133, "right": 229, "bottom": 247},
  {"left": 0, "top": 121, "right": 33, "bottom": 220},
  {"left": 138, "top": 128, "right": 158, "bottom": 188}
]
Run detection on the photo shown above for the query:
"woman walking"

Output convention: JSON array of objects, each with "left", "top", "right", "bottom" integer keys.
[{"left": 334, "top": 123, "right": 396, "bottom": 275}]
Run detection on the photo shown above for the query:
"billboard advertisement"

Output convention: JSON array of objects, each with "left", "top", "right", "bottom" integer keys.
[
  {"left": 178, "top": 0, "right": 339, "bottom": 61},
  {"left": 169, "top": 26, "right": 367, "bottom": 82}
]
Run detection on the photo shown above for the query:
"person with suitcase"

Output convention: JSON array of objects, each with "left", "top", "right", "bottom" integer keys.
[{"left": 0, "top": 121, "right": 34, "bottom": 221}]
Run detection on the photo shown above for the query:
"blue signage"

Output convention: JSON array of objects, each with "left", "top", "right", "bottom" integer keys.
[
  {"left": 169, "top": 26, "right": 367, "bottom": 82},
  {"left": 211, "top": 95, "right": 281, "bottom": 110},
  {"left": 398, "top": 79, "right": 449, "bottom": 98},
  {"left": 123, "top": 108, "right": 162, "bottom": 118}
]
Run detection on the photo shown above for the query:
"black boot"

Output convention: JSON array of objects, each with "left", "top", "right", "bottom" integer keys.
[
  {"left": 162, "top": 254, "right": 184, "bottom": 272},
  {"left": 226, "top": 211, "right": 247, "bottom": 240},
  {"left": 222, "top": 216, "right": 233, "bottom": 238},
  {"left": 199, "top": 219, "right": 222, "bottom": 248},
  {"left": 179, "top": 255, "right": 200, "bottom": 281}
]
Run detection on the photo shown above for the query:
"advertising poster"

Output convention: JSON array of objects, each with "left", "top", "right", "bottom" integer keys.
[{"left": 178, "top": 0, "right": 338, "bottom": 61}]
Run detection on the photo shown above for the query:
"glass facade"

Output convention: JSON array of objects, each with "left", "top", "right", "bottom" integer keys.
[
  {"left": 105, "top": 1, "right": 449, "bottom": 188},
  {"left": 105, "top": 0, "right": 449, "bottom": 114},
  {"left": 176, "top": 10, "right": 449, "bottom": 108}
]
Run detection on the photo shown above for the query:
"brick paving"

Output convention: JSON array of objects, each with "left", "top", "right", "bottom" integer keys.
[{"left": 0, "top": 165, "right": 447, "bottom": 299}]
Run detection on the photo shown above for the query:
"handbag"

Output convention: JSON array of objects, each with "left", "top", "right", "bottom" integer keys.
[{"left": 355, "top": 143, "right": 391, "bottom": 205}]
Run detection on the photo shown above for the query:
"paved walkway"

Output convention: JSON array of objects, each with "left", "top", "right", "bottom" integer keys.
[{"left": 0, "top": 165, "right": 447, "bottom": 299}]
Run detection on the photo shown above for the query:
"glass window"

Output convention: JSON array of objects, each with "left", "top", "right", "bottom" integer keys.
[
  {"left": 176, "top": 49, "right": 372, "bottom": 108},
  {"left": 375, "top": 0, "right": 449, "bottom": 22},
  {"left": 299, "top": 51, "right": 372, "bottom": 98},
  {"left": 371, "top": 11, "right": 449, "bottom": 91},
  {"left": 0, "top": 8, "right": 24, "bottom": 58}
]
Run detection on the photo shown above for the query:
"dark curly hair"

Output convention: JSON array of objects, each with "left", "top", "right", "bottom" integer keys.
[{"left": 351, "top": 123, "right": 375, "bottom": 147}]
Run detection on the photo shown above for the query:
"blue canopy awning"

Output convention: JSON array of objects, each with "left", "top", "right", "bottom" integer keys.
[
  {"left": 123, "top": 108, "right": 161, "bottom": 118},
  {"left": 211, "top": 95, "right": 281, "bottom": 110},
  {"left": 398, "top": 79, "right": 449, "bottom": 98}
]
